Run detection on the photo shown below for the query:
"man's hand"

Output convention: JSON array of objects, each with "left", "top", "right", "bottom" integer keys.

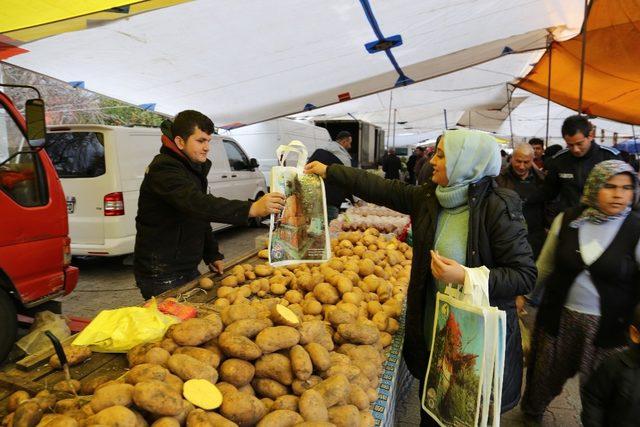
[
  {"left": 430, "top": 250, "right": 465, "bottom": 285},
  {"left": 304, "top": 161, "right": 328, "bottom": 179},
  {"left": 249, "top": 192, "right": 285, "bottom": 217},
  {"left": 516, "top": 296, "right": 527, "bottom": 315},
  {"left": 208, "top": 260, "right": 224, "bottom": 275}
]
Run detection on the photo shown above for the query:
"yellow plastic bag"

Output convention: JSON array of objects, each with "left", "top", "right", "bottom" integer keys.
[{"left": 72, "top": 300, "right": 178, "bottom": 353}]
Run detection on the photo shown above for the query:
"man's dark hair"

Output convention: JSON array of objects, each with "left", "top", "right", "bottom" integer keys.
[
  {"left": 529, "top": 138, "right": 544, "bottom": 147},
  {"left": 561, "top": 115, "right": 592, "bottom": 138},
  {"left": 172, "top": 110, "right": 214, "bottom": 140},
  {"left": 416, "top": 146, "right": 426, "bottom": 153},
  {"left": 336, "top": 131, "right": 352, "bottom": 141},
  {"left": 544, "top": 144, "right": 563, "bottom": 158},
  {"left": 632, "top": 303, "right": 640, "bottom": 329}
]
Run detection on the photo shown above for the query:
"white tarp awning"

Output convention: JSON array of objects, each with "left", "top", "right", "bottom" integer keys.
[{"left": 5, "top": 0, "right": 583, "bottom": 128}]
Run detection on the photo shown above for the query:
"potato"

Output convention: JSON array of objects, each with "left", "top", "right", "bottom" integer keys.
[
  {"left": 313, "top": 283, "right": 339, "bottom": 305},
  {"left": 14, "top": 401, "right": 43, "bottom": 427},
  {"left": 289, "top": 345, "right": 313, "bottom": 381},
  {"left": 327, "top": 308, "right": 356, "bottom": 328},
  {"left": 167, "top": 354, "right": 218, "bottom": 383},
  {"left": 53, "top": 398, "right": 83, "bottom": 414},
  {"left": 312, "top": 375, "right": 350, "bottom": 407},
  {"left": 251, "top": 379, "right": 288, "bottom": 400},
  {"left": 270, "top": 304, "right": 300, "bottom": 327},
  {"left": 337, "top": 323, "right": 380, "bottom": 345},
  {"left": 258, "top": 249, "right": 269, "bottom": 259},
  {"left": 328, "top": 405, "right": 360, "bottom": 427},
  {"left": 220, "top": 275, "right": 239, "bottom": 288},
  {"left": 255, "top": 353, "right": 293, "bottom": 385},
  {"left": 381, "top": 299, "right": 401, "bottom": 318},
  {"left": 165, "top": 373, "right": 184, "bottom": 394},
  {"left": 225, "top": 318, "right": 272, "bottom": 338},
  {"left": 198, "top": 277, "right": 214, "bottom": 290},
  {"left": 291, "top": 375, "right": 322, "bottom": 396},
  {"left": 360, "top": 411, "right": 375, "bottom": 427},
  {"left": 299, "top": 389, "right": 329, "bottom": 422},
  {"left": 255, "top": 265, "right": 274, "bottom": 277},
  {"left": 371, "top": 312, "right": 389, "bottom": 331},
  {"left": 49, "top": 346, "right": 92, "bottom": 370},
  {"left": 7, "top": 391, "right": 30, "bottom": 412},
  {"left": 173, "top": 347, "right": 219, "bottom": 368},
  {"left": 238, "top": 384, "right": 256, "bottom": 396},
  {"left": 294, "top": 423, "right": 335, "bottom": 427},
  {"left": 87, "top": 406, "right": 137, "bottom": 427},
  {"left": 170, "top": 317, "right": 222, "bottom": 346},
  {"left": 256, "top": 410, "right": 302, "bottom": 427},
  {"left": 341, "top": 292, "right": 361, "bottom": 306},
  {"left": 132, "top": 381, "right": 183, "bottom": 416},
  {"left": 303, "top": 343, "right": 331, "bottom": 372},
  {"left": 386, "top": 318, "right": 400, "bottom": 334},
  {"left": 217, "top": 332, "right": 262, "bottom": 361},
  {"left": 366, "top": 388, "right": 378, "bottom": 403},
  {"left": 255, "top": 326, "right": 300, "bottom": 353},
  {"left": 219, "top": 359, "right": 255, "bottom": 387},
  {"left": 159, "top": 338, "right": 179, "bottom": 354},
  {"left": 31, "top": 391, "right": 58, "bottom": 411},
  {"left": 90, "top": 383, "right": 134, "bottom": 413},
  {"left": 303, "top": 300, "right": 322, "bottom": 316},
  {"left": 2, "top": 413, "right": 14, "bottom": 427},
  {"left": 38, "top": 414, "right": 78, "bottom": 427},
  {"left": 270, "top": 395, "right": 298, "bottom": 412},
  {"left": 221, "top": 305, "right": 258, "bottom": 326},
  {"left": 182, "top": 379, "right": 222, "bottom": 410},
  {"left": 151, "top": 417, "right": 180, "bottom": 427},
  {"left": 358, "top": 259, "right": 375, "bottom": 277},
  {"left": 270, "top": 283, "right": 287, "bottom": 295},
  {"left": 217, "top": 286, "right": 236, "bottom": 299},
  {"left": 220, "top": 391, "right": 267, "bottom": 426},
  {"left": 299, "top": 321, "right": 334, "bottom": 351},
  {"left": 348, "top": 385, "right": 369, "bottom": 411},
  {"left": 186, "top": 409, "right": 237, "bottom": 427},
  {"left": 144, "top": 347, "right": 170, "bottom": 367},
  {"left": 379, "top": 331, "right": 393, "bottom": 347},
  {"left": 260, "top": 398, "right": 274, "bottom": 412},
  {"left": 125, "top": 363, "right": 168, "bottom": 384}
]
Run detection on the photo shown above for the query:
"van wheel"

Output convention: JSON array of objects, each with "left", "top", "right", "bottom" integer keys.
[
  {"left": 0, "top": 289, "right": 17, "bottom": 363},
  {"left": 250, "top": 192, "right": 267, "bottom": 227}
]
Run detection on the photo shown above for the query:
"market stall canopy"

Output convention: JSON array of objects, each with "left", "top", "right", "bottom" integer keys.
[
  {"left": 3, "top": 0, "right": 583, "bottom": 127},
  {"left": 517, "top": 0, "right": 640, "bottom": 125}
]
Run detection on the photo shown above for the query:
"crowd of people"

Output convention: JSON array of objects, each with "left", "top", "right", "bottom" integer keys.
[
  {"left": 133, "top": 109, "right": 638, "bottom": 426},
  {"left": 305, "top": 114, "right": 640, "bottom": 426}
]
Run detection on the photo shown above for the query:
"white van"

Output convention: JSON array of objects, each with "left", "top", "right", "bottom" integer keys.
[
  {"left": 229, "top": 118, "right": 332, "bottom": 184},
  {"left": 45, "top": 125, "right": 267, "bottom": 256}
]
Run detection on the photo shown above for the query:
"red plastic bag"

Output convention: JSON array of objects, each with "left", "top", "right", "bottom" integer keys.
[{"left": 145, "top": 298, "right": 197, "bottom": 320}]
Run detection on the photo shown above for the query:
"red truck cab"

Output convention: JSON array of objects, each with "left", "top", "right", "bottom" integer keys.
[{"left": 0, "top": 88, "right": 78, "bottom": 361}]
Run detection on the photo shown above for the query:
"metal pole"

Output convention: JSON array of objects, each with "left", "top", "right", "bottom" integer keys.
[
  {"left": 443, "top": 109, "right": 448, "bottom": 129},
  {"left": 578, "top": 0, "right": 591, "bottom": 114},
  {"left": 633, "top": 125, "right": 638, "bottom": 156},
  {"left": 386, "top": 91, "right": 393, "bottom": 149},
  {"left": 506, "top": 83, "right": 514, "bottom": 148},
  {"left": 392, "top": 109, "right": 397, "bottom": 148},
  {"left": 545, "top": 35, "right": 553, "bottom": 148},
  {"left": 468, "top": 111, "right": 471, "bottom": 130}
]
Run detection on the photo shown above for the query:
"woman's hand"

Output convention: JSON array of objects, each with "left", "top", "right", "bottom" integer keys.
[
  {"left": 304, "top": 161, "right": 328, "bottom": 179},
  {"left": 208, "top": 260, "right": 224, "bottom": 275},
  {"left": 430, "top": 250, "right": 465, "bottom": 284}
]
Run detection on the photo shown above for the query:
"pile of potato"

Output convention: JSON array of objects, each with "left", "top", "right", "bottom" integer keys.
[{"left": 2, "top": 229, "right": 411, "bottom": 427}]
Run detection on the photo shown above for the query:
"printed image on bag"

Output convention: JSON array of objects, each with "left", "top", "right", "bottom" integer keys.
[
  {"left": 423, "top": 292, "right": 486, "bottom": 427},
  {"left": 269, "top": 141, "right": 331, "bottom": 266}
]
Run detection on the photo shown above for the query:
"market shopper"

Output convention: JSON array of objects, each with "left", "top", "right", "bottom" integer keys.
[
  {"left": 495, "top": 143, "right": 546, "bottom": 258},
  {"left": 305, "top": 129, "right": 536, "bottom": 424},
  {"left": 521, "top": 160, "right": 640, "bottom": 423},
  {"left": 134, "top": 110, "right": 285, "bottom": 299},
  {"left": 307, "top": 130, "right": 353, "bottom": 221},
  {"left": 529, "top": 138, "right": 545, "bottom": 170},
  {"left": 406, "top": 146, "right": 424, "bottom": 184},
  {"left": 382, "top": 148, "right": 402, "bottom": 180},
  {"left": 543, "top": 115, "right": 620, "bottom": 212},
  {"left": 581, "top": 303, "right": 640, "bottom": 427}
]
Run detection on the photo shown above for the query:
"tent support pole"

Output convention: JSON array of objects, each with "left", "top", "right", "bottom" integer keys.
[
  {"left": 386, "top": 91, "right": 393, "bottom": 149},
  {"left": 578, "top": 0, "right": 592, "bottom": 114},
  {"left": 443, "top": 109, "right": 448, "bottom": 130},
  {"left": 506, "top": 83, "right": 514, "bottom": 148},
  {"left": 392, "top": 109, "right": 397, "bottom": 148},
  {"left": 545, "top": 35, "right": 553, "bottom": 148}
]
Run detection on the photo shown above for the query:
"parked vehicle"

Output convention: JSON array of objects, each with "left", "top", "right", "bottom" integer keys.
[
  {"left": 45, "top": 125, "right": 267, "bottom": 256},
  {"left": 0, "top": 86, "right": 78, "bottom": 361},
  {"left": 229, "top": 118, "right": 332, "bottom": 184}
]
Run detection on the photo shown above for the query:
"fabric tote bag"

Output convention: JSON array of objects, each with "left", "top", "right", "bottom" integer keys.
[{"left": 268, "top": 140, "right": 331, "bottom": 266}]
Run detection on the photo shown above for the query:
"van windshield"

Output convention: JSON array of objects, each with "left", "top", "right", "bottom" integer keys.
[{"left": 45, "top": 132, "right": 105, "bottom": 178}]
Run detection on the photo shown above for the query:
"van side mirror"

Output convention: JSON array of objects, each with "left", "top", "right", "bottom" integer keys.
[
  {"left": 26, "top": 98, "right": 46, "bottom": 147},
  {"left": 250, "top": 158, "right": 259, "bottom": 169}
]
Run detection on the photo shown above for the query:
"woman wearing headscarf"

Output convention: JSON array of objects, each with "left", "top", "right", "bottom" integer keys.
[
  {"left": 521, "top": 160, "right": 640, "bottom": 423},
  {"left": 305, "top": 129, "right": 536, "bottom": 425}
]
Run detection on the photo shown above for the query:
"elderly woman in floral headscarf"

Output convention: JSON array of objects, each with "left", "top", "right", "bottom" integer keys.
[
  {"left": 306, "top": 129, "right": 536, "bottom": 425},
  {"left": 521, "top": 160, "right": 640, "bottom": 423}
]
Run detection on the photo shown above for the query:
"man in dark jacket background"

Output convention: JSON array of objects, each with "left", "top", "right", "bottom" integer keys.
[
  {"left": 134, "top": 110, "right": 284, "bottom": 298},
  {"left": 382, "top": 148, "right": 402, "bottom": 180},
  {"left": 544, "top": 115, "right": 620, "bottom": 213},
  {"left": 496, "top": 143, "right": 546, "bottom": 259},
  {"left": 581, "top": 303, "right": 640, "bottom": 427},
  {"left": 307, "top": 130, "right": 353, "bottom": 221}
]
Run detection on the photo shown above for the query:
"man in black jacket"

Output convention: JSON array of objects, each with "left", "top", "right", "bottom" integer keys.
[
  {"left": 581, "top": 304, "right": 640, "bottom": 427},
  {"left": 307, "top": 130, "right": 353, "bottom": 221},
  {"left": 544, "top": 115, "right": 620, "bottom": 212},
  {"left": 134, "top": 110, "right": 284, "bottom": 299},
  {"left": 382, "top": 148, "right": 402, "bottom": 180}
]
